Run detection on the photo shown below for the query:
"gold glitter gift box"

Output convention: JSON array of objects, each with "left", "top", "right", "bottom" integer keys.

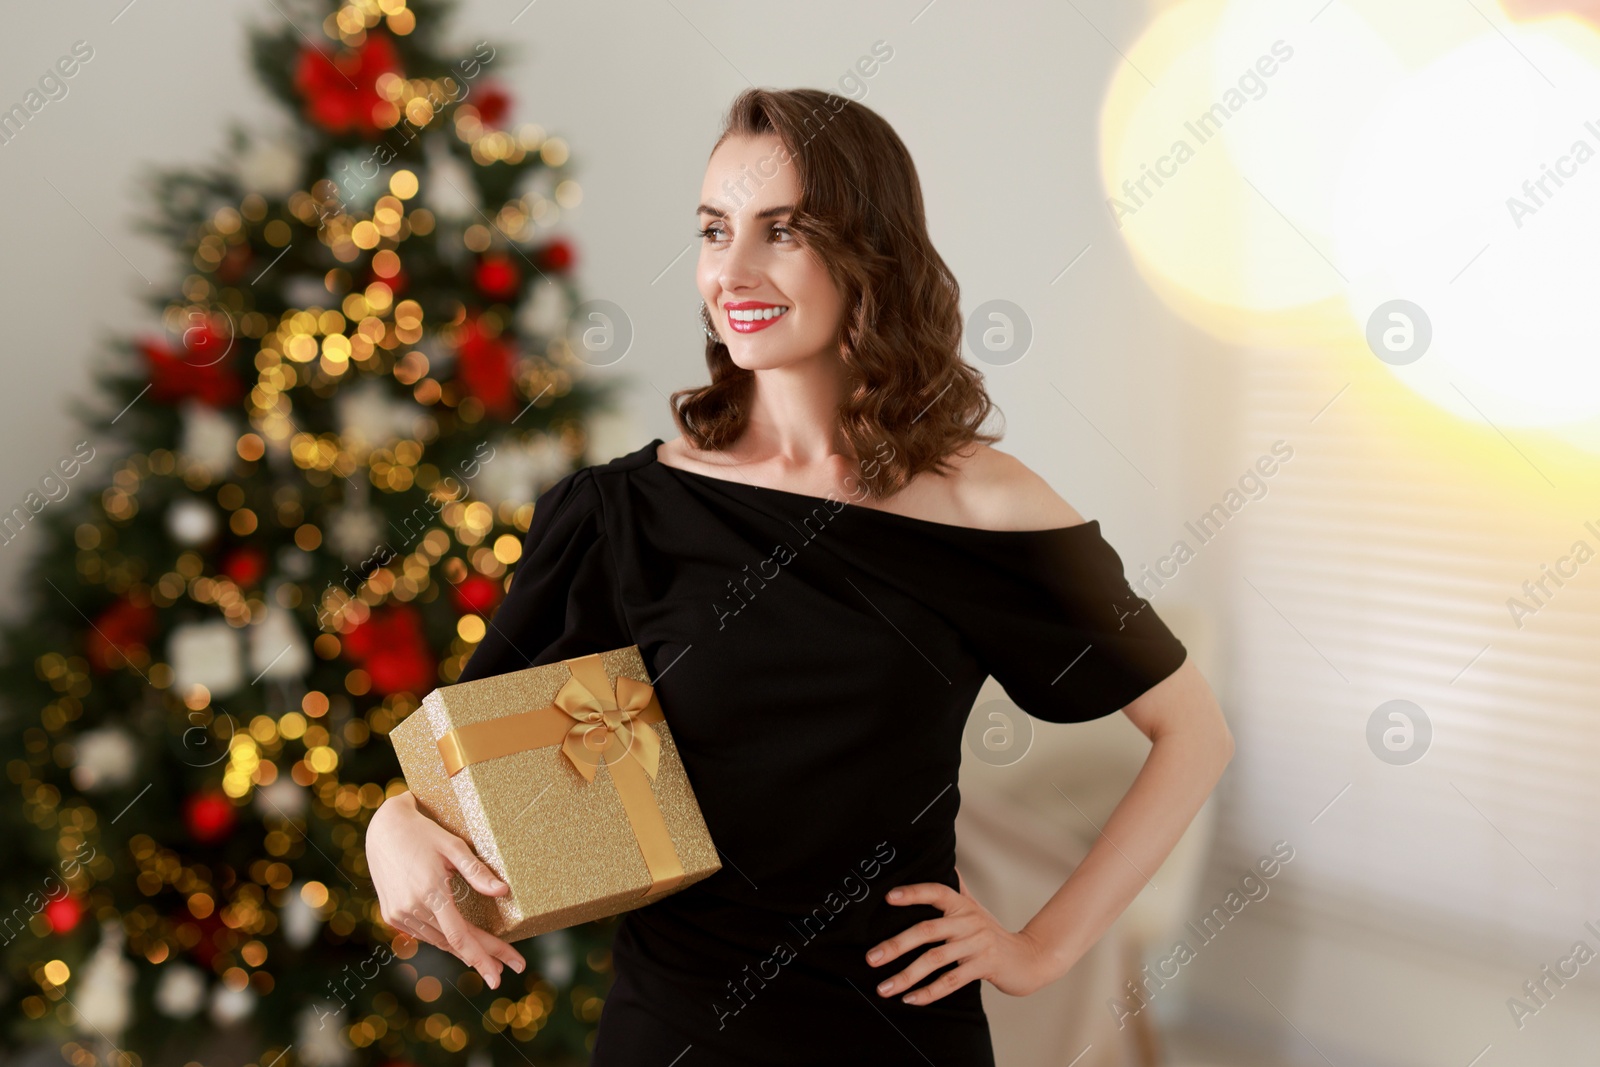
[{"left": 389, "top": 646, "right": 720, "bottom": 941}]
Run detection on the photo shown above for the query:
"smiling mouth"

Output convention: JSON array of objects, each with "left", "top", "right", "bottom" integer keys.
[{"left": 725, "top": 305, "right": 790, "bottom": 333}]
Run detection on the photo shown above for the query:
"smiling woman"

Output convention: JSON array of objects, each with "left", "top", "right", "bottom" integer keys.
[
  {"left": 675, "top": 88, "right": 1003, "bottom": 498},
  {"left": 369, "top": 85, "right": 1231, "bottom": 1067}
]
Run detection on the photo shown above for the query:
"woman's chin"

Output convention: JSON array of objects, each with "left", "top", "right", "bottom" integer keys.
[{"left": 723, "top": 342, "right": 824, "bottom": 373}]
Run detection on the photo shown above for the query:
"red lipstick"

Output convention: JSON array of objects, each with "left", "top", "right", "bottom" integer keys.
[{"left": 723, "top": 300, "right": 791, "bottom": 334}]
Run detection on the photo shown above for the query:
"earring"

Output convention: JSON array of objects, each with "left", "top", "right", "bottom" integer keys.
[{"left": 699, "top": 300, "right": 721, "bottom": 343}]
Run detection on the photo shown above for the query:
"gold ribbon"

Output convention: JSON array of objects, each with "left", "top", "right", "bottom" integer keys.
[{"left": 435, "top": 653, "right": 685, "bottom": 897}]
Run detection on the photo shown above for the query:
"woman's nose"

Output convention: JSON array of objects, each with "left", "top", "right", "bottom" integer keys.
[{"left": 717, "top": 233, "right": 766, "bottom": 290}]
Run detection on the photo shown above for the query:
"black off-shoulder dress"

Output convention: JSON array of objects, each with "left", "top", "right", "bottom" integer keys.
[{"left": 455, "top": 437, "right": 1188, "bottom": 1066}]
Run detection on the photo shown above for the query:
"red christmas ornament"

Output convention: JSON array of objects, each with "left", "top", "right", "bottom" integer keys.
[
  {"left": 368, "top": 266, "right": 408, "bottom": 297},
  {"left": 44, "top": 894, "right": 83, "bottom": 935},
  {"left": 140, "top": 323, "right": 242, "bottom": 408},
  {"left": 343, "top": 603, "right": 436, "bottom": 696},
  {"left": 472, "top": 83, "right": 512, "bottom": 128},
  {"left": 536, "top": 239, "right": 575, "bottom": 273},
  {"left": 215, "top": 242, "right": 254, "bottom": 285},
  {"left": 180, "top": 906, "right": 228, "bottom": 969},
  {"left": 222, "top": 546, "right": 267, "bottom": 588},
  {"left": 451, "top": 574, "right": 502, "bottom": 617},
  {"left": 473, "top": 255, "right": 521, "bottom": 301},
  {"left": 293, "top": 30, "right": 402, "bottom": 136},
  {"left": 452, "top": 316, "right": 519, "bottom": 419},
  {"left": 184, "top": 790, "right": 236, "bottom": 845},
  {"left": 86, "top": 597, "right": 157, "bottom": 673}
]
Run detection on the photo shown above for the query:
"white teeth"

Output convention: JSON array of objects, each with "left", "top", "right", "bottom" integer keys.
[{"left": 728, "top": 306, "right": 789, "bottom": 322}]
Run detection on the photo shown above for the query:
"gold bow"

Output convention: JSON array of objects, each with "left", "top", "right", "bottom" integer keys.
[
  {"left": 435, "top": 654, "right": 685, "bottom": 896},
  {"left": 552, "top": 671, "right": 662, "bottom": 784}
]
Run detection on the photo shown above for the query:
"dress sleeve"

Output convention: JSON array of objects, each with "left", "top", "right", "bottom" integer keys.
[
  {"left": 455, "top": 466, "right": 631, "bottom": 685},
  {"left": 950, "top": 520, "right": 1188, "bottom": 724}
]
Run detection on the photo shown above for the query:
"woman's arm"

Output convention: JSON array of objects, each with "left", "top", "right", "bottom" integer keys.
[
  {"left": 1019, "top": 656, "right": 1232, "bottom": 982},
  {"left": 366, "top": 790, "right": 528, "bottom": 988},
  {"left": 867, "top": 454, "right": 1233, "bottom": 1001},
  {"left": 867, "top": 657, "right": 1232, "bottom": 1003}
]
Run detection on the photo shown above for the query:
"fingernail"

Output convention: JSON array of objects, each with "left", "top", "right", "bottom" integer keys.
[
  {"left": 877, "top": 979, "right": 892, "bottom": 994},
  {"left": 867, "top": 949, "right": 882, "bottom": 964},
  {"left": 888, "top": 889, "right": 902, "bottom": 901},
  {"left": 513, "top": 958, "right": 525, "bottom": 973}
]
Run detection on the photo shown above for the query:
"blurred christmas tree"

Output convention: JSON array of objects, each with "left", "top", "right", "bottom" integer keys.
[{"left": 0, "top": 1, "right": 625, "bottom": 1064}]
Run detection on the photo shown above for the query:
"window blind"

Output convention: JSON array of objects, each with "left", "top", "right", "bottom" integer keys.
[{"left": 1206, "top": 345, "right": 1600, "bottom": 959}]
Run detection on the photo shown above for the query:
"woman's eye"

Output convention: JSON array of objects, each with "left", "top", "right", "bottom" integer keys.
[{"left": 697, "top": 223, "right": 793, "bottom": 244}]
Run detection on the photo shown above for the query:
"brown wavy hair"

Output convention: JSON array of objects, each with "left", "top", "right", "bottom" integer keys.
[{"left": 668, "top": 87, "right": 1001, "bottom": 501}]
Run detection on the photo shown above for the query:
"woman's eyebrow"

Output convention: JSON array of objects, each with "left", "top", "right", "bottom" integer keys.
[{"left": 696, "top": 203, "right": 796, "bottom": 219}]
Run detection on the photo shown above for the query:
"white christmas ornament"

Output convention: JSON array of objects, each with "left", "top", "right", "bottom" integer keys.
[
  {"left": 296, "top": 1000, "right": 353, "bottom": 1066},
  {"left": 326, "top": 479, "right": 388, "bottom": 566},
  {"left": 74, "top": 919, "right": 135, "bottom": 1042},
  {"left": 521, "top": 165, "right": 558, "bottom": 202},
  {"left": 538, "top": 927, "right": 574, "bottom": 986},
  {"left": 153, "top": 962, "right": 206, "bottom": 1019},
  {"left": 518, "top": 278, "right": 572, "bottom": 339},
  {"left": 254, "top": 776, "right": 309, "bottom": 823},
  {"left": 166, "top": 498, "right": 220, "bottom": 546},
  {"left": 208, "top": 982, "right": 255, "bottom": 1027},
  {"left": 169, "top": 620, "right": 244, "bottom": 697},
  {"left": 279, "top": 883, "right": 322, "bottom": 949},
  {"left": 326, "top": 149, "right": 387, "bottom": 217},
  {"left": 277, "top": 545, "right": 313, "bottom": 581},
  {"left": 414, "top": 333, "right": 452, "bottom": 377},
  {"left": 335, "top": 378, "right": 426, "bottom": 453},
  {"left": 71, "top": 726, "right": 138, "bottom": 793},
  {"left": 179, "top": 401, "right": 241, "bottom": 479},
  {"left": 249, "top": 602, "right": 311, "bottom": 682},
  {"left": 423, "top": 139, "right": 478, "bottom": 222},
  {"left": 474, "top": 434, "right": 571, "bottom": 509},
  {"left": 237, "top": 129, "right": 303, "bottom": 199},
  {"left": 326, "top": 503, "right": 386, "bottom": 567},
  {"left": 283, "top": 276, "right": 335, "bottom": 311}
]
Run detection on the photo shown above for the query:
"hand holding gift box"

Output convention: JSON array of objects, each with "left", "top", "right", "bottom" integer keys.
[{"left": 389, "top": 645, "right": 721, "bottom": 942}]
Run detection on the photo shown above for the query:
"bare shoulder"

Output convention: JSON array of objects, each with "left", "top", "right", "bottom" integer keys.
[
  {"left": 656, "top": 435, "right": 714, "bottom": 472},
  {"left": 941, "top": 443, "right": 1088, "bottom": 532},
  {"left": 657, "top": 435, "right": 688, "bottom": 463}
]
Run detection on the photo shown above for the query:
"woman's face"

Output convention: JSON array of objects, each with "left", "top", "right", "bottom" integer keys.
[{"left": 696, "top": 133, "right": 847, "bottom": 371}]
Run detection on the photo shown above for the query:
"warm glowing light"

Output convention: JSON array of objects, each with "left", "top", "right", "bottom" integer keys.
[
  {"left": 1102, "top": 0, "right": 1600, "bottom": 443},
  {"left": 1334, "top": 28, "right": 1600, "bottom": 429}
]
